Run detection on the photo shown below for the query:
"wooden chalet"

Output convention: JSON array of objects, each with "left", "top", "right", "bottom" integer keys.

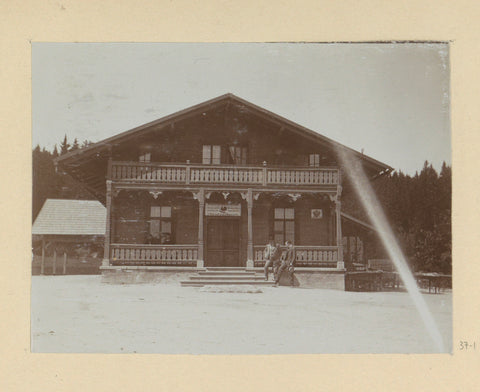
[{"left": 55, "top": 94, "right": 392, "bottom": 286}]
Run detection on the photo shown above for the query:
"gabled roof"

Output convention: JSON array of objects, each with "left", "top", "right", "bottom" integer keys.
[
  {"left": 57, "top": 93, "right": 392, "bottom": 170},
  {"left": 32, "top": 199, "right": 106, "bottom": 236},
  {"left": 55, "top": 93, "right": 394, "bottom": 202}
]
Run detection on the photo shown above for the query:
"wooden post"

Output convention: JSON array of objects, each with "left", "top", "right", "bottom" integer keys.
[
  {"left": 262, "top": 161, "right": 267, "bottom": 186},
  {"left": 107, "top": 157, "right": 113, "bottom": 180},
  {"left": 185, "top": 160, "right": 190, "bottom": 185},
  {"left": 196, "top": 188, "right": 205, "bottom": 268},
  {"left": 352, "top": 235, "right": 358, "bottom": 263},
  {"left": 102, "top": 180, "right": 112, "bottom": 266},
  {"left": 361, "top": 235, "right": 366, "bottom": 266},
  {"left": 346, "top": 236, "right": 350, "bottom": 266},
  {"left": 110, "top": 192, "right": 116, "bottom": 245},
  {"left": 246, "top": 188, "right": 254, "bottom": 269},
  {"left": 335, "top": 197, "right": 344, "bottom": 269},
  {"left": 52, "top": 246, "right": 57, "bottom": 275},
  {"left": 63, "top": 252, "right": 67, "bottom": 275},
  {"left": 40, "top": 237, "right": 45, "bottom": 275}
]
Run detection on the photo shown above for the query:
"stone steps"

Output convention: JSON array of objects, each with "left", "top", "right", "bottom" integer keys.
[
  {"left": 181, "top": 267, "right": 275, "bottom": 287},
  {"left": 191, "top": 275, "right": 265, "bottom": 280},
  {"left": 203, "top": 267, "right": 246, "bottom": 271},
  {"left": 181, "top": 280, "right": 274, "bottom": 287},
  {"left": 197, "top": 272, "right": 257, "bottom": 277}
]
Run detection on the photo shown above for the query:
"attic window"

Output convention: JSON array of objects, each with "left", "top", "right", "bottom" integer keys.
[
  {"left": 309, "top": 154, "right": 320, "bottom": 167},
  {"left": 139, "top": 152, "right": 151, "bottom": 163}
]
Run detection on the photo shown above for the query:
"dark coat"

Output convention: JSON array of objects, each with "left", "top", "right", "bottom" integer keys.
[{"left": 282, "top": 246, "right": 296, "bottom": 266}]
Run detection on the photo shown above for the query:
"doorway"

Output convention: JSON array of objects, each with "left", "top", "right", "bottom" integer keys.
[{"left": 206, "top": 218, "right": 240, "bottom": 267}]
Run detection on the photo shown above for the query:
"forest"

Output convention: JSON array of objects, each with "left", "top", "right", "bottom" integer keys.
[{"left": 33, "top": 136, "right": 451, "bottom": 274}]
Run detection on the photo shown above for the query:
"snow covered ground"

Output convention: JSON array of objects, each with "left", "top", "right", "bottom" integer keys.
[{"left": 31, "top": 275, "right": 452, "bottom": 354}]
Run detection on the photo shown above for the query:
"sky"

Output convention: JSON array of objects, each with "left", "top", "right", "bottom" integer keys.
[{"left": 32, "top": 42, "right": 450, "bottom": 175}]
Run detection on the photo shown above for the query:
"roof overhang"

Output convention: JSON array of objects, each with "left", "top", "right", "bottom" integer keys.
[
  {"left": 55, "top": 93, "right": 394, "bottom": 201},
  {"left": 341, "top": 212, "right": 377, "bottom": 232}
]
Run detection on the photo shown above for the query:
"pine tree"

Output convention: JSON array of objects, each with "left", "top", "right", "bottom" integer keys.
[
  {"left": 32, "top": 146, "right": 58, "bottom": 221},
  {"left": 60, "top": 134, "right": 70, "bottom": 155},
  {"left": 81, "top": 139, "right": 93, "bottom": 149},
  {"left": 438, "top": 161, "right": 452, "bottom": 212},
  {"left": 70, "top": 138, "right": 80, "bottom": 152}
]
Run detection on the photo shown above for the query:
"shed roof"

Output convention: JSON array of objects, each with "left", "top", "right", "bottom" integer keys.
[
  {"left": 341, "top": 212, "right": 377, "bottom": 232},
  {"left": 32, "top": 199, "right": 106, "bottom": 236}
]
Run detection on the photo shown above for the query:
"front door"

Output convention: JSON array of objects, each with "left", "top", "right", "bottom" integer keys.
[{"left": 206, "top": 218, "right": 240, "bottom": 267}]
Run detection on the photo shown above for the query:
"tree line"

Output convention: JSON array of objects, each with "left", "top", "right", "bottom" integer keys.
[
  {"left": 32, "top": 135, "right": 94, "bottom": 221},
  {"left": 32, "top": 137, "right": 451, "bottom": 273},
  {"left": 375, "top": 161, "right": 451, "bottom": 274},
  {"left": 342, "top": 161, "right": 451, "bottom": 273}
]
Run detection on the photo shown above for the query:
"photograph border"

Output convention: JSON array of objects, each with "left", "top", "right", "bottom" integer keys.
[{"left": 1, "top": 0, "right": 479, "bottom": 391}]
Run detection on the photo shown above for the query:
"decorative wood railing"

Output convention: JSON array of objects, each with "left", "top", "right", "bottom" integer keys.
[
  {"left": 110, "top": 161, "right": 338, "bottom": 187},
  {"left": 254, "top": 245, "right": 339, "bottom": 267},
  {"left": 266, "top": 169, "right": 337, "bottom": 186},
  {"left": 110, "top": 244, "right": 198, "bottom": 266}
]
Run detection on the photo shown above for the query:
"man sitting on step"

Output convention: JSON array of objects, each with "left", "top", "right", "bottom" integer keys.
[{"left": 274, "top": 240, "right": 296, "bottom": 287}]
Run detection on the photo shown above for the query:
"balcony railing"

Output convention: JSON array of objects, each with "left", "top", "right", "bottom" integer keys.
[
  {"left": 254, "top": 245, "right": 339, "bottom": 268},
  {"left": 110, "top": 161, "right": 338, "bottom": 187},
  {"left": 110, "top": 244, "right": 198, "bottom": 266}
]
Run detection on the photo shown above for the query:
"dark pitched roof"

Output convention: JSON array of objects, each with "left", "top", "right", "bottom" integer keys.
[
  {"left": 32, "top": 199, "right": 106, "bottom": 236},
  {"left": 57, "top": 93, "right": 392, "bottom": 171},
  {"left": 55, "top": 94, "right": 394, "bottom": 202}
]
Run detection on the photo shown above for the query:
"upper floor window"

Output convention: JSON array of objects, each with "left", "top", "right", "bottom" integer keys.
[
  {"left": 273, "top": 207, "right": 295, "bottom": 245},
  {"left": 309, "top": 154, "right": 320, "bottom": 167},
  {"left": 139, "top": 152, "right": 152, "bottom": 163},
  {"left": 229, "top": 146, "right": 247, "bottom": 165},
  {"left": 203, "top": 145, "right": 221, "bottom": 164}
]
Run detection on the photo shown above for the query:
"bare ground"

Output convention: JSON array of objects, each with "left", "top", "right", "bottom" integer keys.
[{"left": 31, "top": 275, "right": 452, "bottom": 354}]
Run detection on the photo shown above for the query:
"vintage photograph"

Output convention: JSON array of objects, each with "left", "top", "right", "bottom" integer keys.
[{"left": 31, "top": 42, "right": 451, "bottom": 354}]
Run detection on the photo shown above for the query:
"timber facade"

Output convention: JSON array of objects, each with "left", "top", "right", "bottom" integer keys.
[{"left": 55, "top": 94, "right": 392, "bottom": 273}]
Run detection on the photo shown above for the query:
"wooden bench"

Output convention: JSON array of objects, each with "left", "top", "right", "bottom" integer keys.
[
  {"left": 367, "top": 259, "right": 399, "bottom": 289},
  {"left": 344, "top": 271, "right": 401, "bottom": 292},
  {"left": 345, "top": 259, "right": 400, "bottom": 291}
]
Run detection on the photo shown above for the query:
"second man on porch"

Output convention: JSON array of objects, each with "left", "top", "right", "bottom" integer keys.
[{"left": 275, "top": 240, "right": 296, "bottom": 286}]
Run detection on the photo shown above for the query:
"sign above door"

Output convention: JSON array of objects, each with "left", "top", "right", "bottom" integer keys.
[{"left": 205, "top": 203, "right": 241, "bottom": 216}]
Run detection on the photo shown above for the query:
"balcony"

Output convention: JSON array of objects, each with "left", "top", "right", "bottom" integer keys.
[{"left": 109, "top": 161, "right": 339, "bottom": 189}]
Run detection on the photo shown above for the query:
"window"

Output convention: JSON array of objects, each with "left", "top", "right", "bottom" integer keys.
[
  {"left": 148, "top": 206, "right": 172, "bottom": 244},
  {"left": 229, "top": 146, "right": 247, "bottom": 165},
  {"left": 202, "top": 145, "right": 221, "bottom": 164},
  {"left": 309, "top": 154, "right": 320, "bottom": 167},
  {"left": 273, "top": 207, "right": 295, "bottom": 245},
  {"left": 139, "top": 152, "right": 151, "bottom": 163}
]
